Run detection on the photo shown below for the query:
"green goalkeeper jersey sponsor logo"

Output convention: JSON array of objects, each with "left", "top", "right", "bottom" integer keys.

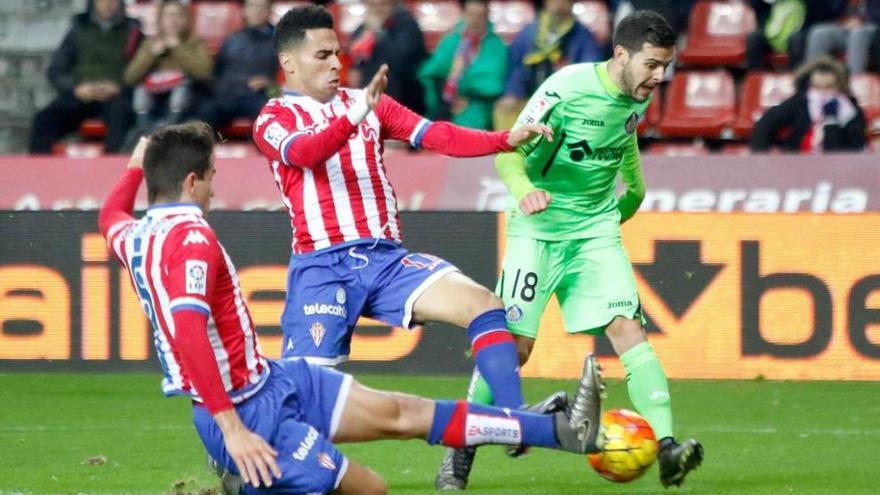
[{"left": 508, "top": 63, "right": 648, "bottom": 240}]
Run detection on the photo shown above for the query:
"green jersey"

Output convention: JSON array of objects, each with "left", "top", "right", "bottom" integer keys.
[{"left": 506, "top": 62, "right": 648, "bottom": 240}]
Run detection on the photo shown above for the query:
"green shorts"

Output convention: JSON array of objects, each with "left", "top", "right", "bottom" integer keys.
[{"left": 496, "top": 235, "right": 643, "bottom": 338}]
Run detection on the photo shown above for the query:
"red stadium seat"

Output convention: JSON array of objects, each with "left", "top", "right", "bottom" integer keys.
[
  {"left": 127, "top": 1, "right": 158, "bottom": 36},
  {"left": 645, "top": 140, "right": 709, "bottom": 156},
  {"left": 79, "top": 118, "right": 108, "bottom": 139},
  {"left": 657, "top": 70, "right": 736, "bottom": 138},
  {"left": 220, "top": 118, "right": 255, "bottom": 140},
  {"left": 192, "top": 2, "right": 243, "bottom": 56},
  {"left": 271, "top": 1, "right": 309, "bottom": 24},
  {"left": 412, "top": 1, "right": 461, "bottom": 51},
  {"left": 679, "top": 1, "right": 756, "bottom": 67},
  {"left": 850, "top": 73, "right": 880, "bottom": 135},
  {"left": 733, "top": 72, "right": 795, "bottom": 138},
  {"left": 638, "top": 91, "right": 662, "bottom": 136},
  {"left": 489, "top": 1, "right": 534, "bottom": 44},
  {"left": 573, "top": 1, "right": 610, "bottom": 45}
]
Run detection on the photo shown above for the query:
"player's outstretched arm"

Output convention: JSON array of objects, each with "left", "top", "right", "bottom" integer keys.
[
  {"left": 375, "top": 95, "right": 549, "bottom": 157},
  {"left": 98, "top": 137, "right": 149, "bottom": 238},
  {"left": 495, "top": 151, "right": 551, "bottom": 215}
]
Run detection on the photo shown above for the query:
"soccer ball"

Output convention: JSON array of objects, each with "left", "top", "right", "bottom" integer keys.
[{"left": 587, "top": 409, "right": 658, "bottom": 483}]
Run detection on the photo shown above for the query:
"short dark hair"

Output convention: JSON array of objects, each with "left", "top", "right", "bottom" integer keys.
[
  {"left": 144, "top": 122, "right": 214, "bottom": 203},
  {"left": 275, "top": 5, "right": 334, "bottom": 52},
  {"left": 613, "top": 10, "right": 676, "bottom": 54}
]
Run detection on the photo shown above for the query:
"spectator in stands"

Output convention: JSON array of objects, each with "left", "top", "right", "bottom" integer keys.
[
  {"left": 417, "top": 0, "right": 507, "bottom": 130},
  {"left": 348, "top": 0, "right": 428, "bottom": 114},
  {"left": 804, "top": 0, "right": 880, "bottom": 74},
  {"left": 746, "top": 0, "right": 849, "bottom": 71},
  {"left": 29, "top": 0, "right": 142, "bottom": 154},
  {"left": 494, "top": 0, "right": 602, "bottom": 130},
  {"left": 613, "top": 0, "right": 693, "bottom": 33},
  {"left": 124, "top": 0, "right": 212, "bottom": 138},
  {"left": 745, "top": 0, "right": 806, "bottom": 71},
  {"left": 198, "top": 0, "right": 278, "bottom": 131},
  {"left": 871, "top": 22, "right": 880, "bottom": 71},
  {"left": 751, "top": 56, "right": 866, "bottom": 153}
]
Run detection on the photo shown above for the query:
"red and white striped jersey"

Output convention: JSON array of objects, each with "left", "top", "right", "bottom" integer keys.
[
  {"left": 253, "top": 89, "right": 429, "bottom": 254},
  {"left": 105, "top": 201, "right": 268, "bottom": 408}
]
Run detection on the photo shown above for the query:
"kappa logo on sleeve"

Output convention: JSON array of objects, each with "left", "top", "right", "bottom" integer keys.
[
  {"left": 263, "top": 122, "right": 289, "bottom": 149},
  {"left": 185, "top": 260, "right": 208, "bottom": 296},
  {"left": 183, "top": 229, "right": 208, "bottom": 246}
]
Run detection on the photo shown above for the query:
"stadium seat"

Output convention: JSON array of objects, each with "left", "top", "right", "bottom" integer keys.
[
  {"left": 271, "top": 1, "right": 309, "bottom": 24},
  {"left": 489, "top": 1, "right": 534, "bottom": 44},
  {"left": 645, "top": 140, "right": 709, "bottom": 156},
  {"left": 220, "top": 118, "right": 255, "bottom": 140},
  {"left": 337, "top": 2, "right": 366, "bottom": 45},
  {"left": 850, "top": 73, "right": 880, "bottom": 135},
  {"left": 214, "top": 142, "right": 261, "bottom": 159},
  {"left": 733, "top": 72, "right": 795, "bottom": 138},
  {"left": 53, "top": 142, "right": 105, "bottom": 159},
  {"left": 679, "top": 1, "right": 756, "bottom": 67},
  {"left": 719, "top": 142, "right": 751, "bottom": 155},
  {"left": 573, "top": 1, "right": 610, "bottom": 45},
  {"left": 127, "top": 1, "right": 158, "bottom": 36},
  {"left": 79, "top": 119, "right": 107, "bottom": 139},
  {"left": 412, "top": 1, "right": 461, "bottom": 51},
  {"left": 657, "top": 70, "right": 737, "bottom": 138},
  {"left": 192, "top": 2, "right": 243, "bottom": 55},
  {"left": 638, "top": 91, "right": 662, "bottom": 136}
]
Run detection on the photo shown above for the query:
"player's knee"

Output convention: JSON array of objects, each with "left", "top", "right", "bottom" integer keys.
[
  {"left": 384, "top": 393, "right": 432, "bottom": 437},
  {"left": 605, "top": 317, "right": 646, "bottom": 354},
  {"left": 463, "top": 290, "right": 504, "bottom": 323}
]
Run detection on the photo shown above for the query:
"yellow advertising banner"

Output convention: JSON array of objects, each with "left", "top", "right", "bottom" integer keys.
[{"left": 506, "top": 214, "right": 880, "bottom": 381}]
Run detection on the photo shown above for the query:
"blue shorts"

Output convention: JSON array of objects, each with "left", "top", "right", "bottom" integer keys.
[
  {"left": 280, "top": 240, "right": 457, "bottom": 364},
  {"left": 192, "top": 359, "right": 354, "bottom": 494}
]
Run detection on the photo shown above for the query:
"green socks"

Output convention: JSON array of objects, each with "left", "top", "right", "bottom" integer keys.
[
  {"left": 466, "top": 342, "right": 674, "bottom": 440},
  {"left": 620, "top": 341, "right": 674, "bottom": 440},
  {"left": 467, "top": 369, "right": 495, "bottom": 405}
]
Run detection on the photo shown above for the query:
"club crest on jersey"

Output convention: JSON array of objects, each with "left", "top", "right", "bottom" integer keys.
[
  {"left": 183, "top": 229, "right": 208, "bottom": 246},
  {"left": 310, "top": 322, "right": 326, "bottom": 347},
  {"left": 185, "top": 260, "right": 207, "bottom": 296},
  {"left": 317, "top": 453, "right": 336, "bottom": 470},
  {"left": 625, "top": 112, "right": 639, "bottom": 134},
  {"left": 506, "top": 305, "right": 523, "bottom": 323}
]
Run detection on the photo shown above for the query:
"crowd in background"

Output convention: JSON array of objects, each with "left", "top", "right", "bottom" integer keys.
[{"left": 28, "top": 0, "right": 880, "bottom": 155}]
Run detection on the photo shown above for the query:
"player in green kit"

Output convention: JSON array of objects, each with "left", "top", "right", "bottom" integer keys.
[{"left": 435, "top": 11, "right": 703, "bottom": 490}]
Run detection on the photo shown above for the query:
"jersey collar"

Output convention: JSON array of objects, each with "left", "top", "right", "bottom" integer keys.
[
  {"left": 596, "top": 61, "right": 626, "bottom": 100},
  {"left": 146, "top": 202, "right": 203, "bottom": 218}
]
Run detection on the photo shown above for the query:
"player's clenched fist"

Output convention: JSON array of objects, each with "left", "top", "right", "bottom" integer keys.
[{"left": 519, "top": 190, "right": 552, "bottom": 215}]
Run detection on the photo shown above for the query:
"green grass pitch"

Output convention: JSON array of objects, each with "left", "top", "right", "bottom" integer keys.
[{"left": 1, "top": 373, "right": 878, "bottom": 494}]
